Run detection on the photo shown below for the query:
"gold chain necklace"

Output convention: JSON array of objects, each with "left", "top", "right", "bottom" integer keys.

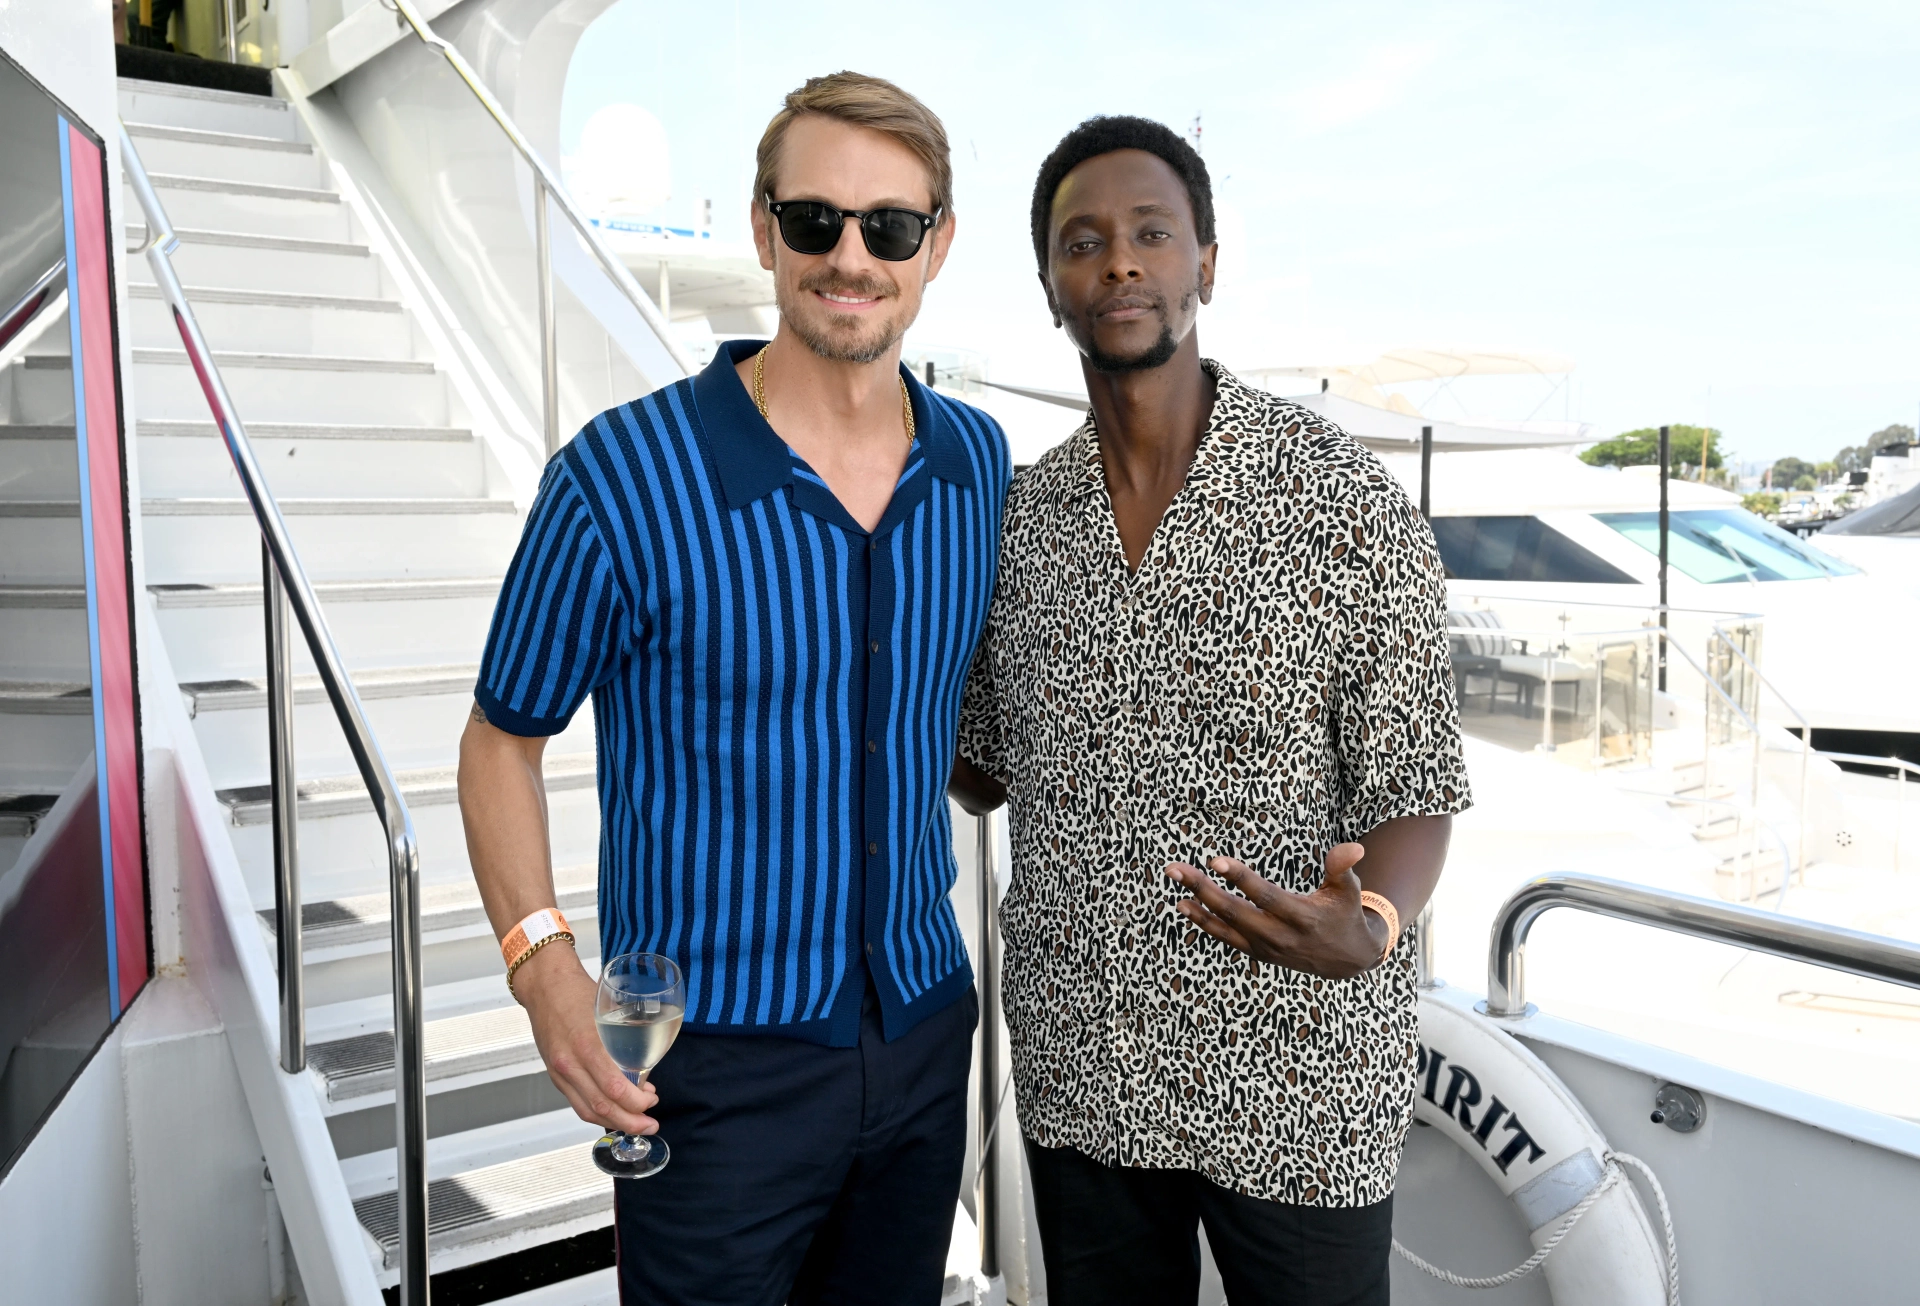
[{"left": 752, "top": 344, "right": 914, "bottom": 445}]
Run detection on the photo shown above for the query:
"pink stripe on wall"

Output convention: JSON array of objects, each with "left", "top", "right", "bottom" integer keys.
[{"left": 67, "top": 123, "right": 148, "bottom": 1008}]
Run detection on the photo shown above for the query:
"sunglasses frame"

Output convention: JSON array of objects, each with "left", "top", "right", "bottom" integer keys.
[{"left": 763, "top": 195, "right": 941, "bottom": 263}]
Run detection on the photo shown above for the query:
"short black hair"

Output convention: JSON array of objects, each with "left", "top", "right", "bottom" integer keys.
[{"left": 1030, "top": 115, "right": 1215, "bottom": 276}]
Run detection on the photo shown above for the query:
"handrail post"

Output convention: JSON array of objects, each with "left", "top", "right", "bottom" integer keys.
[
  {"left": 392, "top": 831, "right": 429, "bottom": 1304},
  {"left": 1415, "top": 902, "right": 1440, "bottom": 990},
  {"left": 266, "top": 541, "right": 304, "bottom": 1072},
  {"left": 534, "top": 178, "right": 559, "bottom": 460},
  {"left": 975, "top": 812, "right": 1000, "bottom": 1282}
]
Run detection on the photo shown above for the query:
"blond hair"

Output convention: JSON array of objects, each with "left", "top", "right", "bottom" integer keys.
[{"left": 753, "top": 72, "right": 953, "bottom": 222}]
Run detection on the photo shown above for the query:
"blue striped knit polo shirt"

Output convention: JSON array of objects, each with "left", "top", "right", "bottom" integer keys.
[{"left": 476, "top": 339, "right": 1010, "bottom": 1046}]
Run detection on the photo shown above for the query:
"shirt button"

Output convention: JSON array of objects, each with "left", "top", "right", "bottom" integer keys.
[
  {"left": 870, "top": 640, "right": 880, "bottom": 653},
  {"left": 865, "top": 942, "right": 874, "bottom": 956},
  {"left": 868, "top": 842, "right": 879, "bottom": 856},
  {"left": 867, "top": 740, "right": 878, "bottom": 753}
]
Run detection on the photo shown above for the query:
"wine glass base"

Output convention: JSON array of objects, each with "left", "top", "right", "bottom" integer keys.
[{"left": 593, "top": 1131, "right": 669, "bottom": 1179}]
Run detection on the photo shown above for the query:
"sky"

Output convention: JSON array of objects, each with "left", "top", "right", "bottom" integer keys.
[{"left": 562, "top": 0, "right": 1920, "bottom": 468}]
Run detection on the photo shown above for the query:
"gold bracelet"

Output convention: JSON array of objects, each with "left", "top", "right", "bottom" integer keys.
[
  {"left": 501, "top": 907, "right": 577, "bottom": 999},
  {"left": 1359, "top": 891, "right": 1400, "bottom": 964},
  {"left": 506, "top": 931, "right": 576, "bottom": 998}
]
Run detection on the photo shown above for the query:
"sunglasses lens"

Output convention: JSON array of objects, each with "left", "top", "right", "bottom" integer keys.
[
  {"left": 861, "top": 209, "right": 927, "bottom": 261},
  {"left": 776, "top": 202, "right": 844, "bottom": 255}
]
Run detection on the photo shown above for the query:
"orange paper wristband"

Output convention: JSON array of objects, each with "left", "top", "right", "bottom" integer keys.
[
  {"left": 1359, "top": 891, "right": 1400, "bottom": 963},
  {"left": 502, "top": 907, "right": 574, "bottom": 994}
]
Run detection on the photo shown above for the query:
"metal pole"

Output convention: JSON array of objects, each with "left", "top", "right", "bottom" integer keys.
[
  {"left": 1657, "top": 425, "right": 1670, "bottom": 693},
  {"left": 1897, "top": 762, "right": 1905, "bottom": 875},
  {"left": 393, "top": 843, "right": 429, "bottom": 1306},
  {"left": 534, "top": 178, "right": 559, "bottom": 461},
  {"left": 266, "top": 540, "right": 303, "bottom": 1073},
  {"left": 975, "top": 812, "right": 1001, "bottom": 1282},
  {"left": 223, "top": 0, "right": 239, "bottom": 63},
  {"left": 1419, "top": 424, "right": 1433, "bottom": 520},
  {"left": 1414, "top": 902, "right": 1439, "bottom": 990}
]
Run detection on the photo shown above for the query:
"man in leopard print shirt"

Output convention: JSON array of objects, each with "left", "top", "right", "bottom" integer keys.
[{"left": 951, "top": 116, "right": 1472, "bottom": 1306}]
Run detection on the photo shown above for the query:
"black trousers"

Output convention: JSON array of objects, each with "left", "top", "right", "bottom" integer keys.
[
  {"left": 613, "top": 986, "right": 975, "bottom": 1306},
  {"left": 1025, "top": 1141, "right": 1394, "bottom": 1306}
]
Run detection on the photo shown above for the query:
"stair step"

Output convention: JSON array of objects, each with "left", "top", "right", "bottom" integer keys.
[
  {"left": 218, "top": 754, "right": 595, "bottom": 825},
  {"left": 150, "top": 575, "right": 502, "bottom": 608},
  {"left": 142, "top": 497, "right": 512, "bottom": 517},
  {"left": 139, "top": 172, "right": 339, "bottom": 206},
  {"left": 311, "top": 1003, "right": 539, "bottom": 1104},
  {"left": 347, "top": 1112, "right": 610, "bottom": 1279},
  {"left": 127, "top": 224, "right": 367, "bottom": 260},
  {"left": 0, "top": 585, "right": 86, "bottom": 609},
  {"left": 131, "top": 347, "right": 433, "bottom": 375},
  {"left": 0, "top": 793, "right": 61, "bottom": 842},
  {"left": 129, "top": 283, "right": 401, "bottom": 315},
  {"left": 124, "top": 121, "right": 312, "bottom": 154},
  {"left": 138, "top": 420, "right": 468, "bottom": 442},
  {"left": 183, "top": 663, "right": 479, "bottom": 714},
  {"left": 261, "top": 864, "right": 596, "bottom": 952},
  {"left": 0, "top": 682, "right": 91, "bottom": 714}
]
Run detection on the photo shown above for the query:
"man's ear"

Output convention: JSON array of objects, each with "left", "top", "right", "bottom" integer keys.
[
  {"left": 1039, "top": 270, "right": 1062, "bottom": 328},
  {"left": 923, "top": 211, "right": 959, "bottom": 285},
  {"left": 1198, "top": 241, "right": 1219, "bottom": 306},
  {"left": 750, "top": 199, "right": 775, "bottom": 273}
]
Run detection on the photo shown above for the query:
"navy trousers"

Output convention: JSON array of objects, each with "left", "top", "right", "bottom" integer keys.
[
  {"left": 1025, "top": 1141, "right": 1394, "bottom": 1306},
  {"left": 613, "top": 986, "right": 976, "bottom": 1305}
]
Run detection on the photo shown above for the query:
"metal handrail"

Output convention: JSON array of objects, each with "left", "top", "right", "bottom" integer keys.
[
  {"left": 974, "top": 812, "right": 1002, "bottom": 1282},
  {"left": 1483, "top": 872, "right": 1920, "bottom": 1018},
  {"left": 120, "top": 128, "right": 431, "bottom": 1305},
  {"left": 1707, "top": 623, "right": 1812, "bottom": 876},
  {"left": 386, "top": 0, "right": 697, "bottom": 456},
  {"left": 0, "top": 255, "right": 67, "bottom": 352},
  {"left": 1617, "top": 790, "right": 1795, "bottom": 908}
]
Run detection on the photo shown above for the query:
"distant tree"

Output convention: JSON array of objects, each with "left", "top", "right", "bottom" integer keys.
[
  {"left": 1835, "top": 424, "right": 1914, "bottom": 474},
  {"left": 1580, "top": 424, "right": 1725, "bottom": 470},
  {"left": 1742, "top": 491, "right": 1783, "bottom": 518},
  {"left": 1792, "top": 474, "right": 1817, "bottom": 491},
  {"left": 1770, "top": 456, "right": 1816, "bottom": 488}
]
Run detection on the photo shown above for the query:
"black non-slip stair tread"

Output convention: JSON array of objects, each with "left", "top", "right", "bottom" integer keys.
[
  {"left": 217, "top": 754, "right": 595, "bottom": 824},
  {"left": 353, "top": 1143, "right": 609, "bottom": 1265},
  {"left": 181, "top": 662, "right": 479, "bottom": 711},
  {"left": 257, "top": 864, "right": 596, "bottom": 946}
]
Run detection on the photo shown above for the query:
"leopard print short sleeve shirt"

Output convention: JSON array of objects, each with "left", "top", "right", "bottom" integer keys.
[{"left": 958, "top": 361, "right": 1471, "bottom": 1207}]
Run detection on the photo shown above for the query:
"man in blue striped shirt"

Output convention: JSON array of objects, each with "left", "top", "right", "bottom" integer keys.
[{"left": 459, "top": 73, "right": 1009, "bottom": 1305}]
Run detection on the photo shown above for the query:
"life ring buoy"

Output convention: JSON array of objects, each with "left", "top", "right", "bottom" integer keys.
[{"left": 1406, "top": 994, "right": 1673, "bottom": 1303}]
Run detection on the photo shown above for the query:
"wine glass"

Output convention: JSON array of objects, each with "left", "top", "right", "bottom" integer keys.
[{"left": 590, "top": 952, "right": 685, "bottom": 1179}]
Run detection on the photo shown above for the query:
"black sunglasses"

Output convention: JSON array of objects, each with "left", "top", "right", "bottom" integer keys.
[{"left": 764, "top": 196, "right": 939, "bottom": 262}]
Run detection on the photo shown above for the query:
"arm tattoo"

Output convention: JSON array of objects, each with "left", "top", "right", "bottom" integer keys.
[{"left": 470, "top": 703, "right": 488, "bottom": 725}]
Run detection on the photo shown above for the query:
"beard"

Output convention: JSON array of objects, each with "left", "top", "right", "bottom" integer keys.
[
  {"left": 1078, "top": 277, "right": 1201, "bottom": 374},
  {"left": 1086, "top": 320, "right": 1181, "bottom": 374},
  {"left": 776, "top": 265, "right": 914, "bottom": 365}
]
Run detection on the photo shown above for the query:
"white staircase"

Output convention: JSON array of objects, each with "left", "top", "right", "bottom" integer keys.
[{"left": 120, "top": 77, "right": 616, "bottom": 1300}]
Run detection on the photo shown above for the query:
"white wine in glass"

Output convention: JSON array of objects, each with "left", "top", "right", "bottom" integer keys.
[{"left": 591, "top": 952, "right": 685, "bottom": 1179}]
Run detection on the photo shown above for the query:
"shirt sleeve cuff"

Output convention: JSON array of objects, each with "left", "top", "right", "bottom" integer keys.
[{"left": 473, "top": 683, "right": 576, "bottom": 738}]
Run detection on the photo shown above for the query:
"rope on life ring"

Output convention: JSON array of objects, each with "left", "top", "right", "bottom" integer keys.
[
  {"left": 1393, "top": 1150, "right": 1679, "bottom": 1302},
  {"left": 1395, "top": 994, "right": 1681, "bottom": 1304}
]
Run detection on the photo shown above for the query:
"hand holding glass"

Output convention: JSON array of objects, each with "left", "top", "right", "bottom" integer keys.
[{"left": 591, "top": 952, "right": 684, "bottom": 1178}]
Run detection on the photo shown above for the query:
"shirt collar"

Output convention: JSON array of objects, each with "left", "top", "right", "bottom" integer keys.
[
  {"left": 692, "top": 338, "right": 974, "bottom": 512},
  {"left": 1062, "top": 359, "right": 1264, "bottom": 506}
]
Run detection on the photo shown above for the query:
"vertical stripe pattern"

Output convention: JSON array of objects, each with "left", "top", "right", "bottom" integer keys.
[{"left": 477, "top": 350, "right": 1009, "bottom": 1045}]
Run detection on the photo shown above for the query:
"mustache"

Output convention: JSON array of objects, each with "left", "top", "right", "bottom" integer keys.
[{"left": 798, "top": 268, "right": 899, "bottom": 300}]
